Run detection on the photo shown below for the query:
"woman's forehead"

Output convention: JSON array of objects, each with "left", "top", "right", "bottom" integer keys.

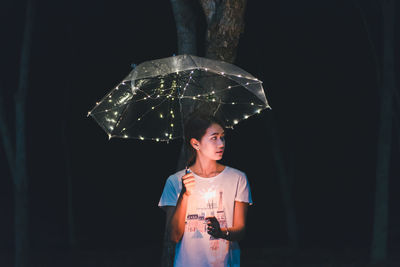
[{"left": 205, "top": 123, "right": 224, "bottom": 135}]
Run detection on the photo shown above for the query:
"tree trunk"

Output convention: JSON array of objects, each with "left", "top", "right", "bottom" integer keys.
[
  {"left": 269, "top": 113, "right": 298, "bottom": 249},
  {"left": 371, "top": 0, "right": 395, "bottom": 263},
  {"left": 175, "top": 0, "right": 248, "bottom": 171},
  {"left": 14, "top": 95, "right": 29, "bottom": 267},
  {"left": 14, "top": 182, "right": 29, "bottom": 267},
  {"left": 0, "top": 91, "right": 15, "bottom": 178},
  {"left": 165, "top": 2, "right": 248, "bottom": 266},
  {"left": 170, "top": 0, "right": 198, "bottom": 55},
  {"left": 200, "top": 0, "right": 246, "bottom": 63},
  {"left": 162, "top": 3, "right": 199, "bottom": 266},
  {"left": 13, "top": 0, "right": 34, "bottom": 266}
]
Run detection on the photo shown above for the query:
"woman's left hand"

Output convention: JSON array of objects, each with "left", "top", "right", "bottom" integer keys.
[{"left": 206, "top": 216, "right": 223, "bottom": 238}]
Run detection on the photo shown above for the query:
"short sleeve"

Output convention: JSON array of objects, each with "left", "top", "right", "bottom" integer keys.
[
  {"left": 235, "top": 173, "right": 253, "bottom": 205},
  {"left": 158, "top": 175, "right": 181, "bottom": 207}
]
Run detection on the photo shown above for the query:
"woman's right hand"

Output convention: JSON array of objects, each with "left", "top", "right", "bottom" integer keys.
[{"left": 181, "top": 171, "right": 195, "bottom": 196}]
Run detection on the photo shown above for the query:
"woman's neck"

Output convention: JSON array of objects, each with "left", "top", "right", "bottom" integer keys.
[{"left": 191, "top": 158, "right": 224, "bottom": 178}]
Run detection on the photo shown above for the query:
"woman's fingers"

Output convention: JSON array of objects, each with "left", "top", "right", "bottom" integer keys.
[
  {"left": 182, "top": 172, "right": 194, "bottom": 180},
  {"left": 181, "top": 173, "right": 195, "bottom": 195},
  {"left": 205, "top": 216, "right": 218, "bottom": 224}
]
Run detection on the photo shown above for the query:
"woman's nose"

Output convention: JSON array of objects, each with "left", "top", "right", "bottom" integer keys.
[{"left": 217, "top": 138, "right": 225, "bottom": 147}]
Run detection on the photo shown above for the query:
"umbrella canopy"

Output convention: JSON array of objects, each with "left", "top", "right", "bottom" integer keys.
[{"left": 88, "top": 54, "right": 271, "bottom": 142}]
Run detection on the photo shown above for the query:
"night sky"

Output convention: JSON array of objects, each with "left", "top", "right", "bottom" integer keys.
[{"left": 1, "top": 0, "right": 399, "bottom": 263}]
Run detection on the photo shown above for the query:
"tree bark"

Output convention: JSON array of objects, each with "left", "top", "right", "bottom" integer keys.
[
  {"left": 371, "top": 0, "right": 395, "bottom": 263},
  {"left": 170, "top": 0, "right": 198, "bottom": 55},
  {"left": 199, "top": 0, "right": 247, "bottom": 63}
]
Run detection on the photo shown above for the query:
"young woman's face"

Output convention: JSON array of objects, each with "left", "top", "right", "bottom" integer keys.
[{"left": 192, "top": 123, "right": 225, "bottom": 161}]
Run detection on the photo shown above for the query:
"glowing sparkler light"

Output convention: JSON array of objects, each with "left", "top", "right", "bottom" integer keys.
[{"left": 202, "top": 189, "right": 216, "bottom": 201}]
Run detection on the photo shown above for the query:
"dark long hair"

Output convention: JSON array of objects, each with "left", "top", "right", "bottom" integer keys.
[{"left": 184, "top": 113, "right": 225, "bottom": 167}]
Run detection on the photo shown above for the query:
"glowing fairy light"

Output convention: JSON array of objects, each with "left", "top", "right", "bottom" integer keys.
[
  {"left": 233, "top": 120, "right": 239, "bottom": 124},
  {"left": 123, "top": 135, "right": 128, "bottom": 138},
  {"left": 160, "top": 113, "right": 164, "bottom": 118},
  {"left": 251, "top": 102, "right": 254, "bottom": 106},
  {"left": 244, "top": 115, "right": 249, "bottom": 119},
  {"left": 139, "top": 136, "right": 144, "bottom": 140},
  {"left": 106, "top": 118, "right": 116, "bottom": 123}
]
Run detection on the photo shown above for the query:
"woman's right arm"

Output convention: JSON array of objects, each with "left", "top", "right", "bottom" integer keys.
[{"left": 165, "top": 172, "right": 195, "bottom": 243}]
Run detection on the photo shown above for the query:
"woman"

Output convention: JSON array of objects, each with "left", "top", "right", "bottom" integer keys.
[{"left": 158, "top": 114, "right": 252, "bottom": 267}]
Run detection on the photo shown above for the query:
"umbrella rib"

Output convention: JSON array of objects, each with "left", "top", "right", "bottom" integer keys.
[
  {"left": 90, "top": 102, "right": 130, "bottom": 115},
  {"left": 113, "top": 99, "right": 133, "bottom": 135},
  {"left": 118, "top": 97, "right": 170, "bottom": 137}
]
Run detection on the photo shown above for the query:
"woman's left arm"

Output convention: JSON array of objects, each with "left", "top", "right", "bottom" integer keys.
[{"left": 223, "top": 201, "right": 249, "bottom": 241}]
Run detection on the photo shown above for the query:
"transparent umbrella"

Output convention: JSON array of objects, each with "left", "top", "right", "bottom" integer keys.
[{"left": 88, "top": 54, "right": 271, "bottom": 142}]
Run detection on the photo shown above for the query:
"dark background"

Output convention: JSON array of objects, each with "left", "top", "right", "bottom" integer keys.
[{"left": 1, "top": 0, "right": 399, "bottom": 265}]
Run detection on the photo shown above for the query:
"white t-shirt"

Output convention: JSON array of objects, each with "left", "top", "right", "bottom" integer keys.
[{"left": 158, "top": 166, "right": 253, "bottom": 267}]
